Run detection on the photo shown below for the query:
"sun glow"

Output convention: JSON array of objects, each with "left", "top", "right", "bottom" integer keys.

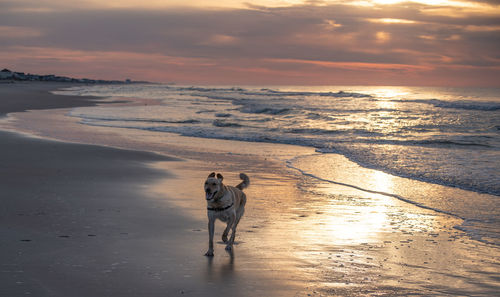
[
  {"left": 319, "top": 171, "right": 395, "bottom": 245},
  {"left": 376, "top": 88, "right": 410, "bottom": 97},
  {"left": 371, "top": 171, "right": 394, "bottom": 193},
  {"left": 375, "top": 31, "right": 391, "bottom": 43}
]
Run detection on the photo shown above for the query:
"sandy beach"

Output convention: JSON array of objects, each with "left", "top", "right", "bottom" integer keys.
[{"left": 1, "top": 82, "right": 499, "bottom": 296}]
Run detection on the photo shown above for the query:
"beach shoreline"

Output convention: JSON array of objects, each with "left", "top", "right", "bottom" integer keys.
[
  {"left": 1, "top": 81, "right": 499, "bottom": 296},
  {"left": 0, "top": 82, "right": 309, "bottom": 296}
]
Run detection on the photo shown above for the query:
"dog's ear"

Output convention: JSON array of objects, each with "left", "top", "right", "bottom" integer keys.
[
  {"left": 216, "top": 173, "right": 223, "bottom": 182},
  {"left": 208, "top": 172, "right": 216, "bottom": 178}
]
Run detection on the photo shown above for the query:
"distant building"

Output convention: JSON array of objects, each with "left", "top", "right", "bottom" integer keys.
[
  {"left": 0, "top": 68, "right": 137, "bottom": 84},
  {"left": 13, "top": 72, "right": 27, "bottom": 80},
  {"left": 0, "top": 68, "right": 13, "bottom": 79}
]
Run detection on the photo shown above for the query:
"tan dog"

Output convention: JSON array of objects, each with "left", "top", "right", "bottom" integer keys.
[{"left": 204, "top": 172, "right": 249, "bottom": 256}]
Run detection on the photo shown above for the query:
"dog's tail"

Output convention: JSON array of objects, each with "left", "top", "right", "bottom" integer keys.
[{"left": 236, "top": 173, "right": 250, "bottom": 190}]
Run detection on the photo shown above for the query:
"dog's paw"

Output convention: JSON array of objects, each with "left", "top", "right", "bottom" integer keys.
[
  {"left": 222, "top": 235, "right": 228, "bottom": 243},
  {"left": 204, "top": 250, "right": 214, "bottom": 257},
  {"left": 225, "top": 245, "right": 233, "bottom": 251}
]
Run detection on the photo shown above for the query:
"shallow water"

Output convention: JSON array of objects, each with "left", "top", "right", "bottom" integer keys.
[{"left": 57, "top": 84, "right": 500, "bottom": 195}]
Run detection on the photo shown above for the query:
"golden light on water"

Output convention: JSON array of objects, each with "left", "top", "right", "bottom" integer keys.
[
  {"left": 324, "top": 172, "right": 395, "bottom": 244},
  {"left": 290, "top": 154, "right": 400, "bottom": 246},
  {"left": 322, "top": 200, "right": 389, "bottom": 245},
  {"left": 375, "top": 99, "right": 396, "bottom": 110},
  {"left": 369, "top": 87, "right": 411, "bottom": 98},
  {"left": 371, "top": 170, "right": 393, "bottom": 193}
]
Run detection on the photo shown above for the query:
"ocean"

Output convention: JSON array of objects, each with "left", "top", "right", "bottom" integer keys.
[{"left": 54, "top": 84, "right": 500, "bottom": 245}]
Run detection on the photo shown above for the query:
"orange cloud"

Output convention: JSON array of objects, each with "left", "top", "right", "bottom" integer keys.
[{"left": 266, "top": 58, "right": 434, "bottom": 72}]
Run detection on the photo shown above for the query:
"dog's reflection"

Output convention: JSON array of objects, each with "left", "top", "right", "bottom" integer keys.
[{"left": 205, "top": 248, "right": 235, "bottom": 281}]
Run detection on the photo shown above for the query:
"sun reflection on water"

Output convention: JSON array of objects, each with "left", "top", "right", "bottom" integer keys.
[
  {"left": 293, "top": 170, "right": 397, "bottom": 246},
  {"left": 288, "top": 153, "right": 441, "bottom": 251},
  {"left": 325, "top": 171, "right": 395, "bottom": 245},
  {"left": 368, "top": 87, "right": 411, "bottom": 99},
  {"left": 371, "top": 170, "right": 393, "bottom": 193}
]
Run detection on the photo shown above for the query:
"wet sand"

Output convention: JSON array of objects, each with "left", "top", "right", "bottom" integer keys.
[
  {"left": 1, "top": 82, "right": 499, "bottom": 296},
  {"left": 0, "top": 83, "right": 299, "bottom": 296},
  {"left": 0, "top": 82, "right": 103, "bottom": 115}
]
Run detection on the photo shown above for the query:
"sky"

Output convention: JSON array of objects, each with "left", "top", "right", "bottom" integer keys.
[{"left": 1, "top": 0, "right": 499, "bottom": 86}]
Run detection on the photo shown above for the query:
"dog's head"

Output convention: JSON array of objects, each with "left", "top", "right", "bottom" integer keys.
[{"left": 204, "top": 172, "right": 224, "bottom": 201}]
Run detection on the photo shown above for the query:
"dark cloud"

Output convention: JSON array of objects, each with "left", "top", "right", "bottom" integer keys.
[{"left": 470, "top": 0, "right": 500, "bottom": 4}]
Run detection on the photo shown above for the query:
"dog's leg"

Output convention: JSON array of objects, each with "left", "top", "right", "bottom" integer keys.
[
  {"left": 225, "top": 214, "right": 237, "bottom": 251},
  {"left": 205, "top": 217, "right": 215, "bottom": 257},
  {"left": 235, "top": 207, "right": 245, "bottom": 227},
  {"left": 222, "top": 222, "right": 231, "bottom": 243},
  {"left": 229, "top": 209, "right": 245, "bottom": 245},
  {"left": 226, "top": 208, "right": 245, "bottom": 250}
]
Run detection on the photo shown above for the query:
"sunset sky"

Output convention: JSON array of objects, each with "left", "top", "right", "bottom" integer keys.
[{"left": 1, "top": 0, "right": 499, "bottom": 86}]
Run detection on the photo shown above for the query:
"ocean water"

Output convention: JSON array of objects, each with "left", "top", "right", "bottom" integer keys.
[{"left": 55, "top": 84, "right": 500, "bottom": 244}]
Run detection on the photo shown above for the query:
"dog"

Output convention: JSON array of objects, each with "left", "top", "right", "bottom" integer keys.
[{"left": 204, "top": 172, "right": 249, "bottom": 257}]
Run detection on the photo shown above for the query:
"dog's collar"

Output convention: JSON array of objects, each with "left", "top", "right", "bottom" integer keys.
[{"left": 207, "top": 202, "right": 234, "bottom": 212}]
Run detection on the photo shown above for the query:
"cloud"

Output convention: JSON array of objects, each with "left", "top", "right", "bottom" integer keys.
[
  {"left": 0, "top": 25, "right": 43, "bottom": 38},
  {"left": 0, "top": 0, "right": 499, "bottom": 85}
]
